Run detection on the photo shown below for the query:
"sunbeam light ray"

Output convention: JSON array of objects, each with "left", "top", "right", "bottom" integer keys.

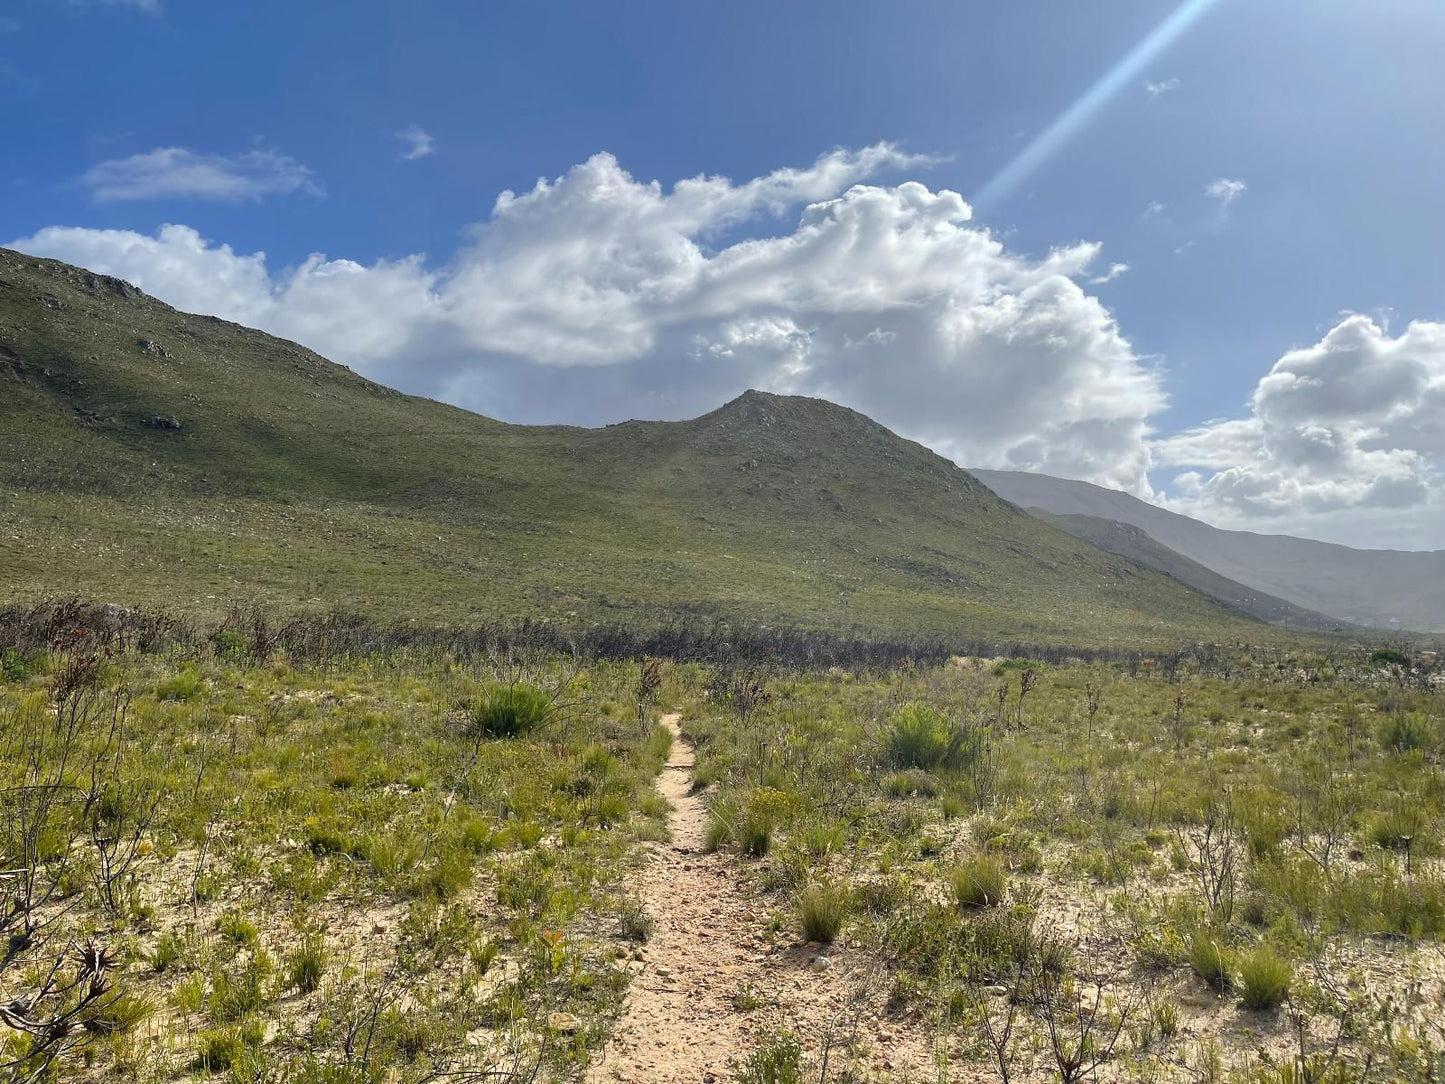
[{"left": 974, "top": 0, "right": 1222, "bottom": 211}]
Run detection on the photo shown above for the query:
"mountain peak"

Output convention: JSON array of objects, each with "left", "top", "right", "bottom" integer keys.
[
  {"left": 705, "top": 388, "right": 892, "bottom": 440},
  {"left": 715, "top": 388, "right": 836, "bottom": 419}
]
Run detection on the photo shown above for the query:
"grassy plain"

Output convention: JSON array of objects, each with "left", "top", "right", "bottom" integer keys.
[{"left": 1, "top": 603, "right": 1441, "bottom": 1082}]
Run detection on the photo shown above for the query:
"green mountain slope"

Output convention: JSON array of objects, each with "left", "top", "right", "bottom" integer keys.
[
  {"left": 0, "top": 247, "right": 1297, "bottom": 646},
  {"left": 1029, "top": 510, "right": 1346, "bottom": 632}
]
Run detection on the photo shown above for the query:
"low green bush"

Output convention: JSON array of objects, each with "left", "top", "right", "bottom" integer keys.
[
  {"left": 739, "top": 789, "right": 794, "bottom": 857},
  {"left": 887, "top": 704, "right": 952, "bottom": 770},
  {"left": 155, "top": 664, "right": 203, "bottom": 702},
  {"left": 951, "top": 855, "right": 1007, "bottom": 909},
  {"left": 208, "top": 952, "right": 274, "bottom": 1021},
  {"left": 304, "top": 817, "right": 360, "bottom": 858},
  {"left": 1327, "top": 868, "right": 1445, "bottom": 938},
  {"left": 362, "top": 831, "right": 424, "bottom": 880},
  {"left": 1253, "top": 854, "right": 1326, "bottom": 924},
  {"left": 468, "top": 682, "right": 554, "bottom": 739},
  {"left": 885, "top": 704, "right": 983, "bottom": 772},
  {"left": 411, "top": 850, "right": 474, "bottom": 900},
  {"left": 148, "top": 930, "right": 182, "bottom": 973},
  {"left": 1368, "top": 801, "right": 1425, "bottom": 854},
  {"left": 884, "top": 769, "right": 940, "bottom": 798},
  {"left": 194, "top": 1018, "right": 266, "bottom": 1072},
  {"left": 469, "top": 937, "right": 499, "bottom": 975},
  {"left": 801, "top": 822, "right": 844, "bottom": 857},
  {"left": 704, "top": 810, "right": 732, "bottom": 852},
  {"left": 1238, "top": 945, "right": 1291, "bottom": 1010},
  {"left": 737, "top": 1030, "right": 805, "bottom": 1084},
  {"left": 195, "top": 1028, "right": 245, "bottom": 1073},
  {"left": 1187, "top": 928, "right": 1233, "bottom": 992},
  {"left": 0, "top": 648, "right": 34, "bottom": 683},
  {"left": 211, "top": 626, "right": 249, "bottom": 660},
  {"left": 618, "top": 897, "right": 655, "bottom": 943},
  {"left": 216, "top": 911, "right": 259, "bottom": 948},
  {"left": 1152, "top": 998, "right": 1180, "bottom": 1038},
  {"left": 798, "top": 881, "right": 848, "bottom": 943},
  {"left": 90, "top": 990, "right": 156, "bottom": 1035},
  {"left": 1376, "top": 712, "right": 1432, "bottom": 754},
  {"left": 285, "top": 934, "right": 327, "bottom": 995},
  {"left": 740, "top": 809, "right": 775, "bottom": 857}
]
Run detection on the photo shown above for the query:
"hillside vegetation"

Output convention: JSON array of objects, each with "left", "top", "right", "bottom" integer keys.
[{"left": 2, "top": 248, "right": 1288, "bottom": 648}]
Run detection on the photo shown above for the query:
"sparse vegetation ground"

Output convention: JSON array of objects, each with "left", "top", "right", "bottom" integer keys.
[
  {"left": 0, "top": 601, "right": 674, "bottom": 1082},
  {"left": 684, "top": 641, "right": 1445, "bottom": 1081},
  {"left": 0, "top": 599, "right": 1442, "bottom": 1081}
]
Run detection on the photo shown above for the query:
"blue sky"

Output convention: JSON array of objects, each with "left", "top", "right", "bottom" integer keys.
[{"left": 4, "top": 0, "right": 1444, "bottom": 548}]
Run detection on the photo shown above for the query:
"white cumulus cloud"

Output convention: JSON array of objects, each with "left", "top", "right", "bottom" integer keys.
[
  {"left": 80, "top": 147, "right": 322, "bottom": 203},
  {"left": 1155, "top": 315, "right": 1445, "bottom": 547},
  {"left": 14, "top": 144, "right": 1161, "bottom": 496},
  {"left": 17, "top": 145, "right": 1443, "bottom": 545}
]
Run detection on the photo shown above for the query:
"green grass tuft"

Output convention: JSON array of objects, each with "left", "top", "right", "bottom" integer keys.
[
  {"left": 951, "top": 856, "right": 1008, "bottom": 909},
  {"left": 737, "top": 1029, "right": 805, "bottom": 1084},
  {"left": 1187, "top": 928, "right": 1233, "bottom": 992},
  {"left": 798, "top": 882, "right": 849, "bottom": 943},
  {"left": 1238, "top": 945, "right": 1292, "bottom": 1011},
  {"left": 285, "top": 934, "right": 327, "bottom": 995},
  {"left": 1376, "top": 712, "right": 1433, "bottom": 754},
  {"left": 469, "top": 683, "right": 555, "bottom": 739},
  {"left": 885, "top": 704, "right": 983, "bottom": 773}
]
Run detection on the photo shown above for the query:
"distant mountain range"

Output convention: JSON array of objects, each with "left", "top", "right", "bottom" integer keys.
[{"left": 971, "top": 470, "right": 1445, "bottom": 633}]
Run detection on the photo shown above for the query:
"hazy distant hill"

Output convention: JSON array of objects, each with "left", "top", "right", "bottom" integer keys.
[
  {"left": 973, "top": 469, "right": 1444, "bottom": 632},
  {"left": 1029, "top": 511, "right": 1346, "bottom": 631},
  {"left": 0, "top": 246, "right": 1301, "bottom": 646}
]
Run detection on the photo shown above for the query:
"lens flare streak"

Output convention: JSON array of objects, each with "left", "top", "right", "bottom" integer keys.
[{"left": 975, "top": 0, "right": 1221, "bottom": 210}]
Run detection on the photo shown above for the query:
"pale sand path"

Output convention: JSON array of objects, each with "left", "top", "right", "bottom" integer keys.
[{"left": 587, "top": 714, "right": 945, "bottom": 1083}]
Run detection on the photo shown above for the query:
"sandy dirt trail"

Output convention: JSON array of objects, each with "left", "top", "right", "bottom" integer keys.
[{"left": 587, "top": 714, "right": 940, "bottom": 1083}]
